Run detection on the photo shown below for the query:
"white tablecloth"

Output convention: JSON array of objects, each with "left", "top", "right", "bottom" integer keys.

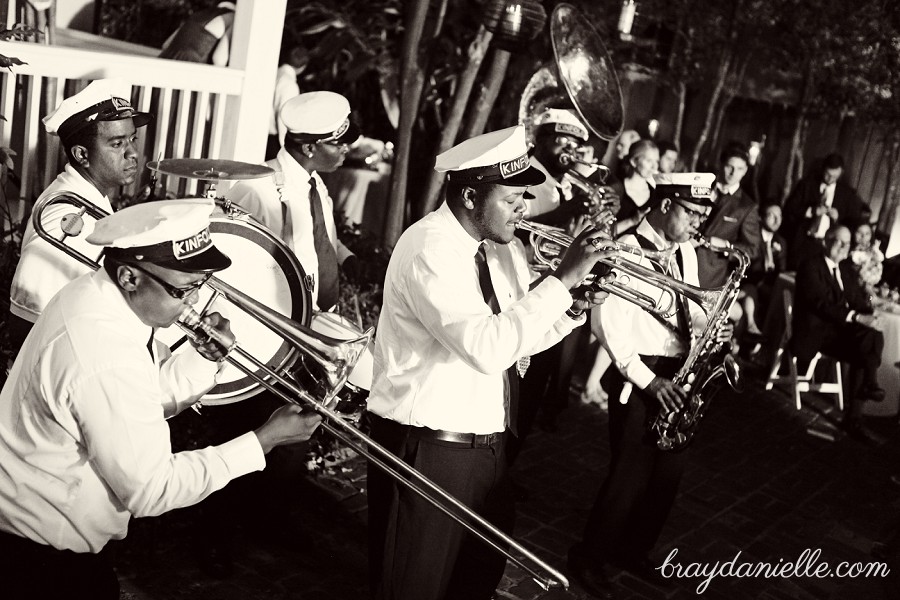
[{"left": 866, "top": 302, "right": 900, "bottom": 416}]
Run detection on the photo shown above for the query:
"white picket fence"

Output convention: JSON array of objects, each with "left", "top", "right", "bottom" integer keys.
[{"left": 0, "top": 0, "right": 285, "bottom": 229}]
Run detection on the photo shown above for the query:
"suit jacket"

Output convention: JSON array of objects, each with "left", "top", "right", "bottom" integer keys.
[
  {"left": 790, "top": 251, "right": 872, "bottom": 363},
  {"left": 782, "top": 176, "right": 864, "bottom": 243},
  {"left": 745, "top": 231, "right": 787, "bottom": 286},
  {"left": 696, "top": 187, "right": 761, "bottom": 288}
]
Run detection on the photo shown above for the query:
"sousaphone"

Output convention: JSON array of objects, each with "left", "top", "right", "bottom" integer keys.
[{"left": 519, "top": 3, "right": 624, "bottom": 143}]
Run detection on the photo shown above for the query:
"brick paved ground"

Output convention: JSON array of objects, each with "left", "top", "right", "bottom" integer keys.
[{"left": 116, "top": 366, "right": 900, "bottom": 600}]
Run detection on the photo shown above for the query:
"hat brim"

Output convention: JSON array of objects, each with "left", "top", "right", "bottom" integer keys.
[
  {"left": 152, "top": 246, "right": 232, "bottom": 273},
  {"left": 334, "top": 120, "right": 361, "bottom": 145},
  {"left": 499, "top": 164, "right": 546, "bottom": 188},
  {"left": 112, "top": 110, "right": 153, "bottom": 129}
]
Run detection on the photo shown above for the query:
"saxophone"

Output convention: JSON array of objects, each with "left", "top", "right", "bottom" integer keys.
[{"left": 649, "top": 237, "right": 750, "bottom": 452}]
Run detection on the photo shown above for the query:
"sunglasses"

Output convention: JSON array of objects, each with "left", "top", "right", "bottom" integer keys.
[
  {"left": 673, "top": 201, "right": 708, "bottom": 224},
  {"left": 128, "top": 263, "right": 212, "bottom": 300}
]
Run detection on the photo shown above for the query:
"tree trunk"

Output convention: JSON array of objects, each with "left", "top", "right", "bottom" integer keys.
[
  {"left": 673, "top": 80, "right": 686, "bottom": 151},
  {"left": 383, "top": 0, "right": 431, "bottom": 247},
  {"left": 781, "top": 113, "right": 807, "bottom": 202},
  {"left": 855, "top": 125, "right": 875, "bottom": 190},
  {"left": 868, "top": 134, "right": 887, "bottom": 205},
  {"left": 460, "top": 48, "right": 511, "bottom": 139},
  {"left": 417, "top": 26, "right": 493, "bottom": 218},
  {"left": 688, "top": 51, "right": 732, "bottom": 170},
  {"left": 880, "top": 133, "right": 900, "bottom": 232}
]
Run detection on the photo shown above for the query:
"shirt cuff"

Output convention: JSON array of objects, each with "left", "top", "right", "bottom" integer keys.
[
  {"left": 542, "top": 274, "right": 579, "bottom": 311},
  {"left": 218, "top": 431, "right": 266, "bottom": 479},
  {"left": 626, "top": 360, "right": 657, "bottom": 390}
]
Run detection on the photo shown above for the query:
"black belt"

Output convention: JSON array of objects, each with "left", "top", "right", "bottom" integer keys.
[{"left": 407, "top": 426, "right": 505, "bottom": 448}]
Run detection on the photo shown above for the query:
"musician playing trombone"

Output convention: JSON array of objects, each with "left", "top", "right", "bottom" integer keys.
[
  {"left": 0, "top": 200, "right": 323, "bottom": 599},
  {"left": 367, "top": 125, "right": 615, "bottom": 600},
  {"left": 7, "top": 78, "right": 154, "bottom": 350},
  {"left": 569, "top": 173, "right": 733, "bottom": 597}
]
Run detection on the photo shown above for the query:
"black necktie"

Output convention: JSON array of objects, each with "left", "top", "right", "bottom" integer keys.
[
  {"left": 309, "top": 177, "right": 340, "bottom": 310},
  {"left": 475, "top": 244, "right": 519, "bottom": 436},
  {"left": 832, "top": 264, "right": 844, "bottom": 291},
  {"left": 147, "top": 330, "right": 155, "bottom": 361},
  {"left": 670, "top": 248, "right": 691, "bottom": 339}
]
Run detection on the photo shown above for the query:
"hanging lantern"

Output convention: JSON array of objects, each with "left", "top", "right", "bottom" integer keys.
[{"left": 483, "top": 0, "right": 547, "bottom": 52}]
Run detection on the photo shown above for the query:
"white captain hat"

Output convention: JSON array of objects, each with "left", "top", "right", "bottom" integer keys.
[
  {"left": 652, "top": 172, "right": 717, "bottom": 207},
  {"left": 43, "top": 77, "right": 153, "bottom": 143},
  {"left": 87, "top": 199, "right": 231, "bottom": 273},
  {"left": 434, "top": 125, "right": 545, "bottom": 191},
  {"left": 533, "top": 108, "right": 589, "bottom": 142},
  {"left": 280, "top": 91, "right": 361, "bottom": 144}
]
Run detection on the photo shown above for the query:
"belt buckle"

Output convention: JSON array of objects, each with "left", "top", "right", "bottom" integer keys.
[{"left": 472, "top": 433, "right": 489, "bottom": 448}]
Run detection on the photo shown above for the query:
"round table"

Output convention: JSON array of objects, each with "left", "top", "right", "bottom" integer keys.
[{"left": 866, "top": 299, "right": 900, "bottom": 416}]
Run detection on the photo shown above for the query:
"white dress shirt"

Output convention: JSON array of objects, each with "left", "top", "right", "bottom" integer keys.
[
  {"left": 0, "top": 269, "right": 265, "bottom": 553},
  {"left": 224, "top": 148, "right": 353, "bottom": 309},
  {"left": 367, "top": 202, "right": 582, "bottom": 434},
  {"left": 593, "top": 219, "right": 706, "bottom": 391},
  {"left": 9, "top": 164, "right": 114, "bottom": 323},
  {"left": 804, "top": 182, "right": 836, "bottom": 238},
  {"left": 523, "top": 155, "right": 571, "bottom": 218}
]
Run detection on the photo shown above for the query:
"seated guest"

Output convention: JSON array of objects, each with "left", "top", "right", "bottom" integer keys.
[
  {"left": 8, "top": 77, "right": 153, "bottom": 350},
  {"left": 791, "top": 225, "right": 885, "bottom": 439},
  {"left": 696, "top": 143, "right": 761, "bottom": 289},
  {"left": 740, "top": 202, "right": 787, "bottom": 337},
  {"left": 0, "top": 199, "right": 322, "bottom": 599},
  {"left": 610, "top": 128, "right": 641, "bottom": 181},
  {"left": 847, "top": 221, "right": 884, "bottom": 295}
]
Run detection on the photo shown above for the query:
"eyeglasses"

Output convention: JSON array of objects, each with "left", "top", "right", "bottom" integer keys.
[
  {"left": 128, "top": 263, "right": 212, "bottom": 300},
  {"left": 673, "top": 201, "right": 709, "bottom": 225},
  {"left": 554, "top": 136, "right": 581, "bottom": 151}
]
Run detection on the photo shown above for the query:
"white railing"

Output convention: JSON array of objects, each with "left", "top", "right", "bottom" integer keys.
[{"left": 0, "top": 0, "right": 285, "bottom": 227}]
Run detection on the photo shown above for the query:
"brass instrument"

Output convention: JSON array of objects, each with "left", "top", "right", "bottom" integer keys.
[
  {"left": 32, "top": 193, "right": 569, "bottom": 591},
  {"left": 651, "top": 237, "right": 749, "bottom": 451},
  {"left": 519, "top": 221, "right": 749, "bottom": 451}
]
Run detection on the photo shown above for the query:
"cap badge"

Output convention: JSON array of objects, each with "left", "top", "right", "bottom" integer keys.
[
  {"left": 332, "top": 118, "right": 349, "bottom": 140},
  {"left": 499, "top": 153, "right": 529, "bottom": 178},
  {"left": 173, "top": 227, "right": 212, "bottom": 260}
]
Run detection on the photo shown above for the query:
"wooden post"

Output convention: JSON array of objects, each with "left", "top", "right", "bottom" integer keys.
[{"left": 220, "top": 0, "right": 285, "bottom": 163}]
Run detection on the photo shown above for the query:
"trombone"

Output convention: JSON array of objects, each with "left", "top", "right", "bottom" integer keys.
[
  {"left": 518, "top": 220, "right": 729, "bottom": 322},
  {"left": 30, "top": 192, "right": 569, "bottom": 591}
]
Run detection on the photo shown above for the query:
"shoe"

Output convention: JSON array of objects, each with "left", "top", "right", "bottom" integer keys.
[
  {"left": 567, "top": 549, "right": 615, "bottom": 599},
  {"left": 861, "top": 386, "right": 886, "bottom": 403},
  {"left": 842, "top": 420, "right": 870, "bottom": 443},
  {"left": 612, "top": 556, "right": 670, "bottom": 588}
]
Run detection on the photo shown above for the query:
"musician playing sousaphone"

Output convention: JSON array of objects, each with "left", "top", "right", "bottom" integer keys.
[
  {"left": 568, "top": 173, "right": 734, "bottom": 597},
  {"left": 367, "top": 125, "right": 616, "bottom": 600},
  {"left": 525, "top": 107, "right": 620, "bottom": 231}
]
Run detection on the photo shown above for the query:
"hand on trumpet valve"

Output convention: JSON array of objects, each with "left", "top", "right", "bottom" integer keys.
[
  {"left": 553, "top": 227, "right": 617, "bottom": 290},
  {"left": 254, "top": 405, "right": 324, "bottom": 454},
  {"left": 184, "top": 311, "right": 236, "bottom": 361},
  {"left": 646, "top": 376, "right": 687, "bottom": 414},
  {"left": 571, "top": 271, "right": 615, "bottom": 312}
]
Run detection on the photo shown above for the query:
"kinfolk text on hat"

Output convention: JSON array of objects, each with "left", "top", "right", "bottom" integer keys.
[
  {"left": 533, "top": 108, "right": 589, "bottom": 142},
  {"left": 434, "top": 125, "right": 546, "bottom": 188},
  {"left": 87, "top": 199, "right": 231, "bottom": 273}
]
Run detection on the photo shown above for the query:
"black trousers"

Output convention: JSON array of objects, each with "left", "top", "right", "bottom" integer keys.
[
  {"left": 367, "top": 414, "right": 513, "bottom": 600},
  {"left": 795, "top": 322, "right": 884, "bottom": 422},
  {"left": 0, "top": 529, "right": 119, "bottom": 600},
  {"left": 575, "top": 357, "right": 689, "bottom": 566}
]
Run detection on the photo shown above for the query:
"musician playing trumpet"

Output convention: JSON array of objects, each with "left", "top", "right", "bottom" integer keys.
[
  {"left": 568, "top": 173, "right": 734, "bottom": 597},
  {"left": 367, "top": 125, "right": 615, "bottom": 600}
]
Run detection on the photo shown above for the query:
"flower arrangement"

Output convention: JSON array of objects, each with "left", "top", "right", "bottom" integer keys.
[{"left": 850, "top": 245, "right": 884, "bottom": 290}]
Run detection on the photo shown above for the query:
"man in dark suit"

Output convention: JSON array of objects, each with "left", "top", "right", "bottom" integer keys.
[
  {"left": 783, "top": 153, "right": 866, "bottom": 270},
  {"left": 791, "top": 225, "right": 884, "bottom": 438},
  {"left": 696, "top": 144, "right": 761, "bottom": 288},
  {"left": 741, "top": 202, "right": 788, "bottom": 336}
]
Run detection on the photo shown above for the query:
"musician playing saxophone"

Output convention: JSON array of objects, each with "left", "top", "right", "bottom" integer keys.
[{"left": 568, "top": 173, "right": 733, "bottom": 598}]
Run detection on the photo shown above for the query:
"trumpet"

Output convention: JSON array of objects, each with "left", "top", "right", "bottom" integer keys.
[{"left": 32, "top": 193, "right": 570, "bottom": 591}]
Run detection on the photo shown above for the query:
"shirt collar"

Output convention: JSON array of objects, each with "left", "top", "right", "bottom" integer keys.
[
  {"left": 635, "top": 217, "right": 671, "bottom": 250},
  {"left": 824, "top": 256, "right": 839, "bottom": 271},
  {"left": 761, "top": 229, "right": 774, "bottom": 243},
  {"left": 436, "top": 201, "right": 483, "bottom": 257},
  {"left": 61, "top": 163, "right": 112, "bottom": 204},
  {"left": 277, "top": 147, "right": 314, "bottom": 183},
  {"left": 717, "top": 181, "right": 740, "bottom": 196}
]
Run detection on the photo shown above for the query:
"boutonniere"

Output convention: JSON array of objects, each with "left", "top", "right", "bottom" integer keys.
[{"left": 772, "top": 241, "right": 782, "bottom": 253}]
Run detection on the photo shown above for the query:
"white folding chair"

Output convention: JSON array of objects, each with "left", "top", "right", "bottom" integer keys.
[{"left": 765, "top": 288, "right": 845, "bottom": 411}]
